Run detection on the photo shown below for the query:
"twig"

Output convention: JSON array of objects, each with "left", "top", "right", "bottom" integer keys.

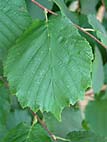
[
  {"left": 31, "top": 0, "right": 57, "bottom": 15},
  {"left": 31, "top": 0, "right": 107, "bottom": 49},
  {"left": 31, "top": 111, "right": 57, "bottom": 141},
  {"left": 56, "top": 136, "right": 70, "bottom": 142},
  {"left": 74, "top": 23, "right": 107, "bottom": 49}
]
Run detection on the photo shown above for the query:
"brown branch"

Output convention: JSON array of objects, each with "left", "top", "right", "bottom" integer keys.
[
  {"left": 74, "top": 23, "right": 107, "bottom": 49},
  {"left": 31, "top": 0, "right": 57, "bottom": 15},
  {"left": 31, "top": 111, "right": 56, "bottom": 141},
  {"left": 31, "top": 0, "right": 107, "bottom": 49}
]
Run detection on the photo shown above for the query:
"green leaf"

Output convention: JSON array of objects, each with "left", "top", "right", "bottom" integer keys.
[
  {"left": 6, "top": 109, "right": 32, "bottom": 130},
  {"left": 53, "top": 0, "right": 79, "bottom": 23},
  {"left": 5, "top": 16, "right": 93, "bottom": 120},
  {"left": 26, "top": 0, "right": 53, "bottom": 20},
  {"left": 0, "top": 0, "right": 31, "bottom": 60},
  {"left": 0, "top": 86, "right": 10, "bottom": 126},
  {"left": 104, "top": 0, "right": 107, "bottom": 8},
  {"left": 85, "top": 100, "right": 107, "bottom": 137},
  {"left": 104, "top": 63, "right": 107, "bottom": 84},
  {"left": 92, "top": 47, "right": 104, "bottom": 93},
  {"left": 0, "top": 124, "right": 8, "bottom": 141},
  {"left": 44, "top": 108, "right": 83, "bottom": 138},
  {"left": 80, "top": 0, "right": 99, "bottom": 15},
  {"left": 88, "top": 15, "right": 107, "bottom": 47},
  {"left": 3, "top": 123, "right": 51, "bottom": 142},
  {"left": 0, "top": 61, "right": 3, "bottom": 76},
  {"left": 66, "top": 131, "right": 107, "bottom": 142}
]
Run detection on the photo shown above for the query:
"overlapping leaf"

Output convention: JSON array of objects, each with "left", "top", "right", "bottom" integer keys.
[
  {"left": 26, "top": 0, "right": 53, "bottom": 20},
  {"left": 6, "top": 109, "right": 32, "bottom": 130},
  {"left": 85, "top": 100, "right": 107, "bottom": 137},
  {"left": 0, "top": 88, "right": 10, "bottom": 125},
  {"left": 0, "top": 0, "right": 31, "bottom": 60},
  {"left": 80, "top": 0, "right": 99, "bottom": 14},
  {"left": 88, "top": 15, "right": 107, "bottom": 47},
  {"left": 3, "top": 123, "right": 51, "bottom": 142},
  {"left": 44, "top": 108, "right": 83, "bottom": 138},
  {"left": 92, "top": 47, "right": 104, "bottom": 93},
  {"left": 66, "top": 131, "right": 107, "bottom": 142},
  {"left": 5, "top": 16, "right": 93, "bottom": 119}
]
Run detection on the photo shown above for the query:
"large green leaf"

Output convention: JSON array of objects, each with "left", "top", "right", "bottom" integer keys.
[
  {"left": 92, "top": 47, "right": 104, "bottom": 93},
  {"left": 5, "top": 16, "right": 93, "bottom": 119},
  {"left": 66, "top": 131, "right": 107, "bottom": 142},
  {"left": 85, "top": 100, "right": 107, "bottom": 137},
  {"left": 88, "top": 15, "right": 107, "bottom": 47},
  {"left": 44, "top": 108, "right": 83, "bottom": 138},
  {"left": 0, "top": 0, "right": 31, "bottom": 60},
  {"left": 3, "top": 123, "right": 51, "bottom": 142}
]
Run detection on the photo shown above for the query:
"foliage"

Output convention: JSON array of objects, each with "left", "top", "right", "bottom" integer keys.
[{"left": 0, "top": 0, "right": 107, "bottom": 141}]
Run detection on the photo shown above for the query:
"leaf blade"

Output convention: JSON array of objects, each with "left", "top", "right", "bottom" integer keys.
[{"left": 5, "top": 16, "right": 93, "bottom": 119}]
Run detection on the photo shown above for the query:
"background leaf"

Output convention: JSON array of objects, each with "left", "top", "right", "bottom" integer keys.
[
  {"left": 66, "top": 131, "right": 107, "bottom": 142},
  {"left": 104, "top": 63, "right": 107, "bottom": 84},
  {"left": 0, "top": 89, "right": 10, "bottom": 125},
  {"left": 44, "top": 108, "right": 83, "bottom": 138},
  {"left": 3, "top": 123, "right": 52, "bottom": 142},
  {"left": 0, "top": 0, "right": 31, "bottom": 60},
  {"left": 88, "top": 15, "right": 107, "bottom": 46},
  {"left": 26, "top": 0, "right": 53, "bottom": 20},
  {"left": 92, "top": 47, "right": 104, "bottom": 93},
  {"left": 6, "top": 109, "right": 32, "bottom": 130},
  {"left": 85, "top": 99, "right": 107, "bottom": 137},
  {"left": 80, "top": 0, "right": 99, "bottom": 15}
]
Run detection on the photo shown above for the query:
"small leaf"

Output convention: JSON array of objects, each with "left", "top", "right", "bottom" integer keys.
[
  {"left": 3, "top": 123, "right": 52, "bottom": 142},
  {"left": 88, "top": 15, "right": 107, "bottom": 47},
  {"left": 66, "top": 131, "right": 106, "bottom": 142},
  {"left": 92, "top": 47, "right": 104, "bottom": 93},
  {"left": 5, "top": 16, "right": 93, "bottom": 119},
  {"left": 44, "top": 108, "right": 83, "bottom": 138},
  {"left": 85, "top": 99, "right": 107, "bottom": 137}
]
